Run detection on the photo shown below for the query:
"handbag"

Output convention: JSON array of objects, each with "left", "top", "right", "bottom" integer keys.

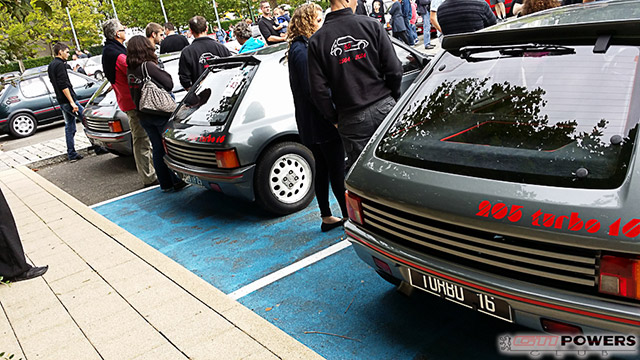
[{"left": 139, "top": 61, "right": 177, "bottom": 115}]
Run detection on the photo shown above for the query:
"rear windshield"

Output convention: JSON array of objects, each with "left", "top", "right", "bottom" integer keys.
[
  {"left": 173, "top": 62, "right": 256, "bottom": 126},
  {"left": 376, "top": 46, "right": 640, "bottom": 189}
]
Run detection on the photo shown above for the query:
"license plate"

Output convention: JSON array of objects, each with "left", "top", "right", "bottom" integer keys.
[
  {"left": 184, "top": 175, "right": 204, "bottom": 187},
  {"left": 408, "top": 268, "right": 513, "bottom": 322}
]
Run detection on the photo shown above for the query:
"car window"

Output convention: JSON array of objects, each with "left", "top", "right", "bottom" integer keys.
[
  {"left": 89, "top": 80, "right": 116, "bottom": 106},
  {"left": 393, "top": 44, "right": 421, "bottom": 73},
  {"left": 376, "top": 45, "right": 640, "bottom": 189},
  {"left": 69, "top": 73, "right": 88, "bottom": 88},
  {"left": 174, "top": 63, "right": 257, "bottom": 126},
  {"left": 20, "top": 77, "right": 49, "bottom": 98}
]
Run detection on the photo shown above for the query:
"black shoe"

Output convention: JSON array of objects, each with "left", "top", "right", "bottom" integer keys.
[
  {"left": 69, "top": 154, "right": 83, "bottom": 163},
  {"left": 94, "top": 146, "right": 109, "bottom": 155},
  {"left": 9, "top": 265, "right": 48, "bottom": 282},
  {"left": 173, "top": 180, "right": 190, "bottom": 192},
  {"left": 321, "top": 219, "right": 345, "bottom": 232},
  {"left": 425, "top": 44, "right": 436, "bottom": 50}
]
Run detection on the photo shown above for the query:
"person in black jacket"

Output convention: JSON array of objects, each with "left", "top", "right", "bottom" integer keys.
[
  {"left": 287, "top": 3, "right": 347, "bottom": 232},
  {"left": 0, "top": 187, "right": 48, "bottom": 283},
  {"left": 308, "top": 0, "right": 403, "bottom": 170},
  {"left": 390, "top": 0, "right": 411, "bottom": 45},
  {"left": 178, "top": 16, "right": 232, "bottom": 90},
  {"left": 369, "top": 0, "right": 386, "bottom": 24},
  {"left": 48, "top": 43, "right": 83, "bottom": 161},
  {"left": 160, "top": 22, "right": 189, "bottom": 54},
  {"left": 127, "top": 36, "right": 189, "bottom": 193}
]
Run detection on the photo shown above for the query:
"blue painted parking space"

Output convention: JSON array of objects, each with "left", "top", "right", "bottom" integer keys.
[{"left": 95, "top": 187, "right": 527, "bottom": 359}]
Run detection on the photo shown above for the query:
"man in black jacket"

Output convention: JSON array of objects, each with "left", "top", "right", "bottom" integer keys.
[
  {"left": 48, "top": 43, "right": 84, "bottom": 161},
  {"left": 178, "top": 15, "right": 232, "bottom": 90},
  {"left": 160, "top": 22, "right": 189, "bottom": 54},
  {"left": 308, "top": 0, "right": 403, "bottom": 170}
]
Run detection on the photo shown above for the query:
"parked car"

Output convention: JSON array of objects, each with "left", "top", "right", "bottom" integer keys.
[
  {"left": 0, "top": 70, "right": 100, "bottom": 138},
  {"left": 344, "top": 1, "right": 640, "bottom": 335},
  {"left": 69, "top": 55, "right": 105, "bottom": 80},
  {"left": 163, "top": 39, "right": 430, "bottom": 215},
  {"left": 0, "top": 71, "right": 21, "bottom": 83},
  {"left": 82, "top": 53, "right": 184, "bottom": 156}
]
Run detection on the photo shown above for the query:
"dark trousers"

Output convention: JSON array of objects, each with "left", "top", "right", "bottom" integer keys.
[
  {"left": 0, "top": 188, "right": 30, "bottom": 278},
  {"left": 338, "top": 96, "right": 396, "bottom": 170},
  {"left": 139, "top": 114, "right": 180, "bottom": 190},
  {"left": 309, "top": 139, "right": 348, "bottom": 218}
]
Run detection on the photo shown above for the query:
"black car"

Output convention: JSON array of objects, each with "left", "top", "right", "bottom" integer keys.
[{"left": 0, "top": 70, "right": 100, "bottom": 138}]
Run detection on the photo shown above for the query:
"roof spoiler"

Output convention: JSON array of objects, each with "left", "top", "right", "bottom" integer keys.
[
  {"left": 205, "top": 55, "right": 261, "bottom": 67},
  {"left": 442, "top": 20, "right": 640, "bottom": 53}
]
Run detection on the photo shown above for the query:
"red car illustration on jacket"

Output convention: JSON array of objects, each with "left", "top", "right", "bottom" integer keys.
[{"left": 330, "top": 36, "right": 370, "bottom": 56}]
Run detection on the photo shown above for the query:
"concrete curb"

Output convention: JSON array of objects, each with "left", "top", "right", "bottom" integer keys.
[{"left": 16, "top": 166, "right": 324, "bottom": 360}]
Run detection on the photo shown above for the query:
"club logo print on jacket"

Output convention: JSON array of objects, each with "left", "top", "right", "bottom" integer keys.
[
  {"left": 330, "top": 36, "right": 370, "bottom": 59},
  {"left": 199, "top": 52, "right": 220, "bottom": 67}
]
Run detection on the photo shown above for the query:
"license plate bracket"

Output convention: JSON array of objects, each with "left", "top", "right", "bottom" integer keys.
[{"left": 408, "top": 268, "right": 513, "bottom": 322}]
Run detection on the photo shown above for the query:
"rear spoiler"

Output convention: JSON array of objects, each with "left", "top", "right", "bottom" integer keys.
[{"left": 205, "top": 55, "right": 261, "bottom": 67}]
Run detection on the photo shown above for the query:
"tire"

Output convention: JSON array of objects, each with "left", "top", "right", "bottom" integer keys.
[
  {"left": 9, "top": 113, "right": 37, "bottom": 138},
  {"left": 94, "top": 71, "right": 104, "bottom": 80},
  {"left": 254, "top": 141, "right": 315, "bottom": 215}
]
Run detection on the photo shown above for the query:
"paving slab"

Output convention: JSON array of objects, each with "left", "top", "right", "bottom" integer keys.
[{"left": 0, "top": 166, "right": 324, "bottom": 360}]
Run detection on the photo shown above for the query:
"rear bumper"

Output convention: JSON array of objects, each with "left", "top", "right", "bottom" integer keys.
[
  {"left": 345, "top": 221, "right": 640, "bottom": 334},
  {"left": 83, "top": 128, "right": 132, "bottom": 155},
  {"left": 164, "top": 157, "right": 256, "bottom": 201}
]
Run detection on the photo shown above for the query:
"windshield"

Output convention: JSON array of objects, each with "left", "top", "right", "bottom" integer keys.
[
  {"left": 173, "top": 62, "right": 256, "bottom": 126},
  {"left": 377, "top": 45, "right": 640, "bottom": 189},
  {"left": 89, "top": 80, "right": 116, "bottom": 106}
]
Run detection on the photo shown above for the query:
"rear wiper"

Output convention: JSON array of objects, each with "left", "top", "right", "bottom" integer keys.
[{"left": 459, "top": 44, "right": 575, "bottom": 62}]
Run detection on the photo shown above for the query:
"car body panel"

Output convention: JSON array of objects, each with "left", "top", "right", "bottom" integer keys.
[{"left": 344, "top": 0, "right": 640, "bottom": 334}]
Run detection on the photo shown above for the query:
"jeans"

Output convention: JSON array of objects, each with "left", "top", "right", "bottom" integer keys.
[
  {"left": 138, "top": 115, "right": 180, "bottom": 190},
  {"left": 422, "top": 13, "right": 431, "bottom": 46},
  {"left": 60, "top": 101, "right": 82, "bottom": 159},
  {"left": 338, "top": 96, "right": 396, "bottom": 170},
  {"left": 404, "top": 17, "right": 417, "bottom": 44}
]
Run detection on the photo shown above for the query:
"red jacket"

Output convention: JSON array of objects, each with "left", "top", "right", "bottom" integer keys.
[{"left": 113, "top": 54, "right": 135, "bottom": 112}]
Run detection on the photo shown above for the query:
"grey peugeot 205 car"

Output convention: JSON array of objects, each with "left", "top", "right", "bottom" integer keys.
[
  {"left": 163, "top": 39, "right": 429, "bottom": 215},
  {"left": 82, "top": 53, "right": 184, "bottom": 156},
  {"left": 344, "top": 1, "right": 640, "bottom": 335}
]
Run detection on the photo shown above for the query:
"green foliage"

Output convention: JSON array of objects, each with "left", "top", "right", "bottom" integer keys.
[
  {"left": 0, "top": 350, "right": 18, "bottom": 359},
  {"left": 0, "top": 0, "right": 103, "bottom": 63},
  {"left": 0, "top": 55, "right": 53, "bottom": 74}
]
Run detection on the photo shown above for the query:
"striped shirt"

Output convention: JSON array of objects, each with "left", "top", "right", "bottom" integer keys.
[{"left": 437, "top": 0, "right": 497, "bottom": 35}]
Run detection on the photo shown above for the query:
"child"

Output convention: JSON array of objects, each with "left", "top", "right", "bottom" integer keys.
[{"left": 274, "top": 7, "right": 289, "bottom": 35}]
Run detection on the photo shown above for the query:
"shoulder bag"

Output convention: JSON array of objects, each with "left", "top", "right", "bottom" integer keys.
[{"left": 139, "top": 61, "right": 177, "bottom": 115}]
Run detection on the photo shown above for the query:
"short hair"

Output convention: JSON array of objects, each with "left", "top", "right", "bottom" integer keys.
[
  {"left": 145, "top": 22, "right": 164, "bottom": 38},
  {"left": 233, "top": 22, "right": 253, "bottom": 40},
  {"left": 102, "top": 19, "right": 122, "bottom": 40},
  {"left": 189, "top": 16, "right": 207, "bottom": 35},
  {"left": 260, "top": 1, "right": 270, "bottom": 9},
  {"left": 53, "top": 42, "right": 69, "bottom": 57},
  {"left": 164, "top": 22, "right": 175, "bottom": 31},
  {"left": 125, "top": 35, "right": 158, "bottom": 69}
]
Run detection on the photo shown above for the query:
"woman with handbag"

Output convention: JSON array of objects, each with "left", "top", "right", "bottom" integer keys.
[{"left": 126, "top": 35, "right": 189, "bottom": 193}]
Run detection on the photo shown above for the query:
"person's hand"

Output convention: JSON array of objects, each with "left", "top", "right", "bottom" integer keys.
[{"left": 71, "top": 103, "right": 79, "bottom": 113}]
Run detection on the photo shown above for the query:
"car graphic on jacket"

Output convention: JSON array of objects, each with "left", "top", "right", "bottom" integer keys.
[{"left": 330, "top": 36, "right": 370, "bottom": 56}]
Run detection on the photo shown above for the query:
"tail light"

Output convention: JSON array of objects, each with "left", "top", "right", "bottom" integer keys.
[
  {"left": 345, "top": 191, "right": 364, "bottom": 225},
  {"left": 215, "top": 149, "right": 240, "bottom": 169},
  {"left": 108, "top": 120, "right": 123, "bottom": 132},
  {"left": 598, "top": 254, "right": 640, "bottom": 301}
]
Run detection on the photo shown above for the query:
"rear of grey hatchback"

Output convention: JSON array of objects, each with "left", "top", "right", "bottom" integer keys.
[{"left": 345, "top": 1, "right": 640, "bottom": 334}]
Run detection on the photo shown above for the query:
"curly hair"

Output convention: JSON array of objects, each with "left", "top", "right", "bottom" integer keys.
[
  {"left": 234, "top": 21, "right": 253, "bottom": 40},
  {"left": 286, "top": 3, "right": 322, "bottom": 43},
  {"left": 521, "top": 0, "right": 558, "bottom": 16},
  {"left": 126, "top": 35, "right": 157, "bottom": 70}
]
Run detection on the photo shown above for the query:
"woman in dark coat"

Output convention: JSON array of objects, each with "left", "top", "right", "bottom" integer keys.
[
  {"left": 126, "top": 36, "right": 188, "bottom": 193},
  {"left": 389, "top": 0, "right": 411, "bottom": 45},
  {"left": 287, "top": 4, "right": 347, "bottom": 232}
]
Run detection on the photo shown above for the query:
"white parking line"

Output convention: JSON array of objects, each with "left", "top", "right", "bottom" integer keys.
[
  {"left": 89, "top": 185, "right": 160, "bottom": 208},
  {"left": 228, "top": 239, "right": 352, "bottom": 300}
]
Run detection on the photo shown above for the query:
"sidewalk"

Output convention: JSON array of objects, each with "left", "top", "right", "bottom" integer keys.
[
  {"left": 0, "top": 166, "right": 323, "bottom": 360},
  {"left": 0, "top": 130, "right": 92, "bottom": 171}
]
